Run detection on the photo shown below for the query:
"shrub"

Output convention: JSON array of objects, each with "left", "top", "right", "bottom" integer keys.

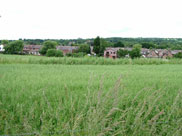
[
  {"left": 130, "top": 44, "right": 142, "bottom": 59},
  {"left": 4, "top": 40, "right": 24, "bottom": 54},
  {"left": 40, "top": 41, "right": 57, "bottom": 55},
  {"left": 46, "top": 49, "right": 57, "bottom": 57},
  {"left": 117, "top": 49, "right": 128, "bottom": 58},
  {"left": 174, "top": 52, "right": 182, "bottom": 58},
  {"left": 72, "top": 52, "right": 86, "bottom": 57},
  {"left": 78, "top": 44, "right": 90, "bottom": 54},
  {"left": 66, "top": 53, "right": 72, "bottom": 57},
  {"left": 55, "top": 50, "right": 63, "bottom": 57}
]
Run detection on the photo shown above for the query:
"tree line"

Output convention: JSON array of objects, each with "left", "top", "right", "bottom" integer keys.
[
  {"left": 1, "top": 37, "right": 182, "bottom": 50},
  {"left": 1, "top": 37, "right": 182, "bottom": 58}
]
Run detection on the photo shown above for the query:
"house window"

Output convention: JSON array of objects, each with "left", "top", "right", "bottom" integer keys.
[{"left": 113, "top": 52, "right": 115, "bottom": 54}]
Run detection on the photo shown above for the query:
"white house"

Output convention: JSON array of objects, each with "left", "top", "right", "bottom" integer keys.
[{"left": 0, "top": 45, "right": 5, "bottom": 52}]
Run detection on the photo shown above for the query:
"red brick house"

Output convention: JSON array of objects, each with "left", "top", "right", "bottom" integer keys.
[
  {"left": 104, "top": 48, "right": 121, "bottom": 59},
  {"left": 23, "top": 45, "right": 42, "bottom": 55},
  {"left": 56, "top": 46, "right": 79, "bottom": 55}
]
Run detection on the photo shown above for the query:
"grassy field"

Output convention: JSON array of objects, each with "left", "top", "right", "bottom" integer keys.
[
  {"left": 1, "top": 54, "right": 182, "bottom": 65},
  {"left": 0, "top": 55, "right": 182, "bottom": 135}
]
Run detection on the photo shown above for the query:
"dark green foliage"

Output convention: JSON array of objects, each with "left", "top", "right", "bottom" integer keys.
[
  {"left": 129, "top": 44, "right": 141, "bottom": 59},
  {"left": 114, "top": 41, "right": 124, "bottom": 47},
  {"left": 66, "top": 53, "right": 72, "bottom": 57},
  {"left": 65, "top": 52, "right": 86, "bottom": 57},
  {"left": 174, "top": 52, "right": 182, "bottom": 58},
  {"left": 46, "top": 49, "right": 63, "bottom": 57},
  {"left": 4, "top": 38, "right": 182, "bottom": 50},
  {"left": 93, "top": 37, "right": 106, "bottom": 56},
  {"left": 4, "top": 40, "right": 24, "bottom": 54},
  {"left": 40, "top": 41, "right": 57, "bottom": 55},
  {"left": 46, "top": 49, "right": 57, "bottom": 57},
  {"left": 78, "top": 44, "right": 90, "bottom": 54},
  {"left": 117, "top": 49, "right": 128, "bottom": 58},
  {"left": 141, "top": 42, "right": 155, "bottom": 49},
  {"left": 55, "top": 50, "right": 63, "bottom": 57},
  {"left": 71, "top": 52, "right": 86, "bottom": 57},
  {"left": 93, "top": 36, "right": 101, "bottom": 55},
  {"left": 1, "top": 40, "right": 9, "bottom": 45}
]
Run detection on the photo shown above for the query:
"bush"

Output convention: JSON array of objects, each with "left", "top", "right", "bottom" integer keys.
[
  {"left": 130, "top": 44, "right": 142, "bottom": 59},
  {"left": 71, "top": 52, "right": 86, "bottom": 57},
  {"left": 40, "top": 41, "right": 57, "bottom": 55},
  {"left": 4, "top": 40, "right": 24, "bottom": 54},
  {"left": 55, "top": 50, "right": 63, "bottom": 57},
  {"left": 117, "top": 49, "right": 128, "bottom": 58},
  {"left": 174, "top": 52, "right": 182, "bottom": 58},
  {"left": 46, "top": 49, "right": 64, "bottom": 57},
  {"left": 78, "top": 44, "right": 90, "bottom": 54},
  {"left": 46, "top": 49, "right": 57, "bottom": 57},
  {"left": 66, "top": 53, "right": 72, "bottom": 57}
]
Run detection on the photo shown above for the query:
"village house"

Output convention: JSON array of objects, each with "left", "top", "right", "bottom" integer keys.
[
  {"left": 171, "top": 50, "right": 182, "bottom": 55},
  {"left": 56, "top": 46, "right": 79, "bottom": 55},
  {"left": 104, "top": 47, "right": 121, "bottom": 59},
  {"left": 104, "top": 47, "right": 180, "bottom": 59},
  {"left": 23, "top": 45, "right": 42, "bottom": 55},
  {"left": 0, "top": 44, "right": 5, "bottom": 52}
]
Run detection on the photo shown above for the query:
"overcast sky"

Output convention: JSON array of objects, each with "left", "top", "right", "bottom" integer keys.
[{"left": 0, "top": 0, "right": 182, "bottom": 39}]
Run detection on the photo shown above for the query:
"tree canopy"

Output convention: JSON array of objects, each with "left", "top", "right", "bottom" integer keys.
[
  {"left": 93, "top": 36, "right": 106, "bottom": 56},
  {"left": 40, "top": 41, "right": 58, "bottom": 55},
  {"left": 4, "top": 40, "right": 24, "bottom": 54},
  {"left": 114, "top": 41, "right": 124, "bottom": 47},
  {"left": 78, "top": 44, "right": 90, "bottom": 54},
  {"left": 129, "top": 44, "right": 142, "bottom": 59}
]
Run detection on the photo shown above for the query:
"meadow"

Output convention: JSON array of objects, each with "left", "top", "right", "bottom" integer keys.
[
  {"left": 1, "top": 54, "right": 182, "bottom": 65},
  {"left": 0, "top": 55, "right": 182, "bottom": 135}
]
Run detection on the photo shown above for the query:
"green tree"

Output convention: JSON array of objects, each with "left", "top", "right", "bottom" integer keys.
[
  {"left": 93, "top": 37, "right": 106, "bottom": 56},
  {"left": 46, "top": 49, "right": 64, "bottom": 57},
  {"left": 93, "top": 36, "right": 100, "bottom": 55},
  {"left": 129, "top": 44, "right": 141, "bottom": 59},
  {"left": 40, "top": 41, "right": 57, "bottom": 55},
  {"left": 117, "top": 49, "right": 128, "bottom": 58},
  {"left": 55, "top": 50, "right": 63, "bottom": 57},
  {"left": 142, "top": 42, "right": 155, "bottom": 49},
  {"left": 174, "top": 52, "right": 182, "bottom": 58},
  {"left": 4, "top": 40, "right": 24, "bottom": 54},
  {"left": 46, "top": 49, "right": 57, "bottom": 57},
  {"left": 78, "top": 44, "right": 90, "bottom": 54},
  {"left": 99, "top": 39, "right": 107, "bottom": 56},
  {"left": 1, "top": 40, "right": 9, "bottom": 45},
  {"left": 114, "top": 41, "right": 124, "bottom": 47}
]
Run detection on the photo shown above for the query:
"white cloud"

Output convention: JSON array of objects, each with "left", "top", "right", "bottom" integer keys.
[{"left": 0, "top": 0, "right": 182, "bottom": 39}]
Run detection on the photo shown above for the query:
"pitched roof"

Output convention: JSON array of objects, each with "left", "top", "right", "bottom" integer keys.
[
  {"left": 24, "top": 45, "right": 42, "bottom": 49},
  {"left": 56, "top": 46, "right": 79, "bottom": 50}
]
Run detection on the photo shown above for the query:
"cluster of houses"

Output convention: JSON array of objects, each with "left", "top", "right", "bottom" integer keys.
[
  {"left": 104, "top": 47, "right": 182, "bottom": 59},
  {"left": 22, "top": 45, "right": 79, "bottom": 56},
  {"left": 0, "top": 44, "right": 182, "bottom": 59}
]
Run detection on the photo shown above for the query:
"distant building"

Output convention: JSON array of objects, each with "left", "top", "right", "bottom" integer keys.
[
  {"left": 104, "top": 47, "right": 121, "bottom": 59},
  {"left": 0, "top": 44, "right": 5, "bottom": 52},
  {"left": 23, "top": 45, "right": 42, "bottom": 55},
  {"left": 56, "top": 46, "right": 79, "bottom": 55}
]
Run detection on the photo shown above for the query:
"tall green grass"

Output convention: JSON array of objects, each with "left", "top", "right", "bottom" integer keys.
[
  {"left": 0, "top": 64, "right": 182, "bottom": 135},
  {"left": 1, "top": 54, "right": 182, "bottom": 65}
]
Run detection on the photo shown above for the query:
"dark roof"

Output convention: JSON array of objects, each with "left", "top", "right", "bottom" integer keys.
[
  {"left": 56, "top": 46, "right": 79, "bottom": 51},
  {"left": 24, "top": 45, "right": 42, "bottom": 49}
]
